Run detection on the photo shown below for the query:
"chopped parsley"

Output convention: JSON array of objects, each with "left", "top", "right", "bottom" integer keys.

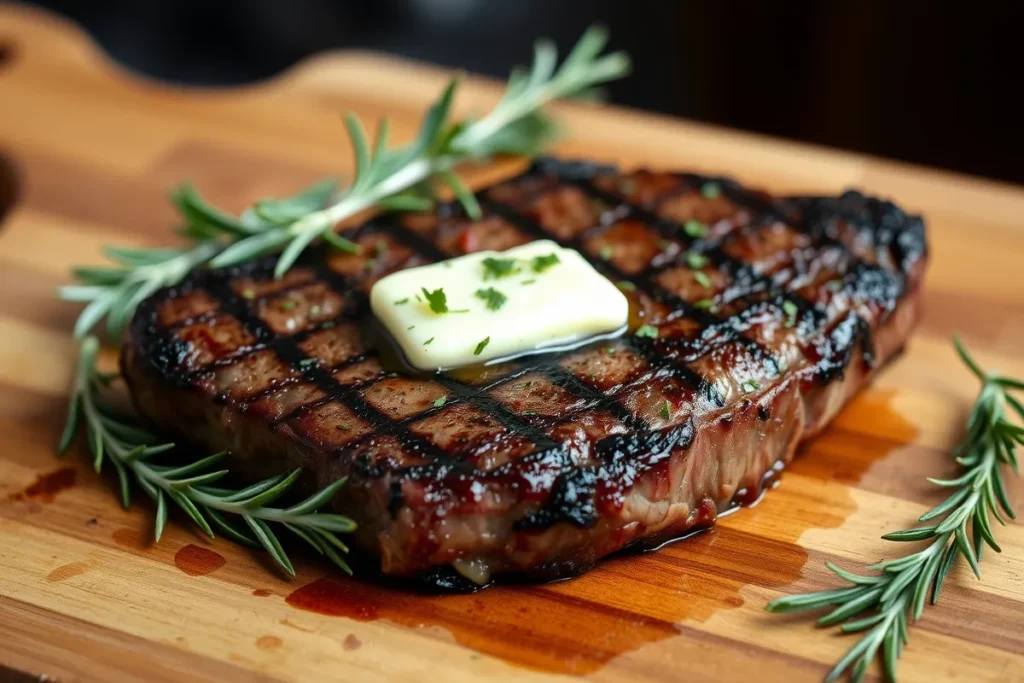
[
  {"left": 693, "top": 298, "right": 717, "bottom": 311},
  {"left": 475, "top": 287, "right": 508, "bottom": 311},
  {"left": 694, "top": 272, "right": 712, "bottom": 288},
  {"left": 521, "top": 279, "right": 536, "bottom": 285},
  {"left": 686, "top": 252, "right": 708, "bottom": 269},
  {"left": 421, "top": 287, "right": 448, "bottom": 314},
  {"left": 407, "top": 325, "right": 416, "bottom": 330},
  {"left": 423, "top": 337, "right": 434, "bottom": 345},
  {"left": 782, "top": 300, "right": 799, "bottom": 327},
  {"left": 336, "top": 423, "right": 351, "bottom": 431},
  {"left": 432, "top": 396, "right": 447, "bottom": 408},
  {"left": 599, "top": 245, "right": 615, "bottom": 261},
  {"left": 415, "top": 292, "right": 423, "bottom": 303},
  {"left": 604, "top": 347, "right": 617, "bottom": 354},
  {"left": 482, "top": 257, "right": 518, "bottom": 280},
  {"left": 701, "top": 183, "right": 722, "bottom": 199},
  {"left": 374, "top": 239, "right": 388, "bottom": 257},
  {"left": 741, "top": 379, "right": 761, "bottom": 393},
  {"left": 532, "top": 253, "right": 560, "bottom": 272},
  {"left": 450, "top": 309, "right": 470, "bottom": 313},
  {"left": 660, "top": 401, "right": 672, "bottom": 420},
  {"left": 474, "top": 337, "right": 490, "bottom": 356},
  {"left": 279, "top": 299, "right": 297, "bottom": 311},
  {"left": 298, "top": 358, "right": 319, "bottom": 367},
  {"left": 617, "top": 280, "right": 636, "bottom": 292},
  {"left": 241, "top": 288, "right": 256, "bottom": 300},
  {"left": 394, "top": 297, "right": 409, "bottom": 305},
  {"left": 684, "top": 220, "right": 708, "bottom": 239},
  {"left": 310, "top": 305, "right": 322, "bottom": 316},
  {"left": 635, "top": 324, "right": 659, "bottom": 339}
]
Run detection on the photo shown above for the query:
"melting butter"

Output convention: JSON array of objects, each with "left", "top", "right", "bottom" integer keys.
[{"left": 369, "top": 240, "right": 628, "bottom": 371}]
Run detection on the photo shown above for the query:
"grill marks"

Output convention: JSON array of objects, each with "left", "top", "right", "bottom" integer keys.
[{"left": 129, "top": 159, "right": 925, "bottom": 541}]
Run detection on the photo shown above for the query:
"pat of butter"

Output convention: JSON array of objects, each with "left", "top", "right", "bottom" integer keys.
[{"left": 369, "top": 240, "right": 628, "bottom": 370}]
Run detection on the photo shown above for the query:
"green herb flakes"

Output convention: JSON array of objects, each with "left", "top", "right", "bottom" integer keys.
[
  {"left": 700, "top": 183, "right": 722, "bottom": 199},
  {"left": 782, "top": 300, "right": 798, "bottom": 327},
  {"left": 394, "top": 297, "right": 409, "bottom": 305},
  {"left": 684, "top": 220, "right": 708, "bottom": 239},
  {"left": 635, "top": 324, "right": 658, "bottom": 339},
  {"left": 482, "top": 257, "right": 518, "bottom": 280},
  {"left": 617, "top": 280, "right": 636, "bottom": 292},
  {"left": 532, "top": 253, "right": 560, "bottom": 273},
  {"left": 421, "top": 287, "right": 448, "bottom": 314},
  {"left": 521, "top": 279, "right": 536, "bottom": 285},
  {"left": 241, "top": 288, "right": 256, "bottom": 300},
  {"left": 298, "top": 358, "right": 318, "bottom": 367},
  {"left": 694, "top": 272, "right": 712, "bottom": 288},
  {"left": 660, "top": 401, "right": 671, "bottom": 420},
  {"left": 423, "top": 337, "right": 435, "bottom": 345},
  {"left": 432, "top": 396, "right": 447, "bottom": 408},
  {"left": 279, "top": 299, "right": 297, "bottom": 311},
  {"left": 693, "top": 298, "right": 716, "bottom": 311},
  {"left": 474, "top": 337, "right": 490, "bottom": 355},
  {"left": 599, "top": 245, "right": 614, "bottom": 261},
  {"left": 686, "top": 252, "right": 708, "bottom": 269},
  {"left": 475, "top": 287, "right": 508, "bottom": 311},
  {"left": 741, "top": 379, "right": 761, "bottom": 393}
]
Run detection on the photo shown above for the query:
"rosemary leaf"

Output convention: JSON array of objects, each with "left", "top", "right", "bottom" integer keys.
[
  {"left": 438, "top": 170, "right": 483, "bottom": 219},
  {"left": 154, "top": 490, "right": 167, "bottom": 542},
  {"left": 245, "top": 516, "right": 296, "bottom": 577}
]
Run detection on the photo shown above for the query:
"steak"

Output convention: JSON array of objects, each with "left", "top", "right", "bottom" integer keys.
[{"left": 122, "top": 158, "right": 927, "bottom": 587}]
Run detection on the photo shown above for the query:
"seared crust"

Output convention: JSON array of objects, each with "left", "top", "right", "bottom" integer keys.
[{"left": 122, "top": 158, "right": 927, "bottom": 586}]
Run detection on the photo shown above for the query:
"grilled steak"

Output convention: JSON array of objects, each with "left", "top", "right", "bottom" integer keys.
[{"left": 122, "top": 158, "right": 927, "bottom": 586}]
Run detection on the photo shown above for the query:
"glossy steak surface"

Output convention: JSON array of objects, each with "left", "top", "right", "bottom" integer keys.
[{"left": 123, "top": 158, "right": 928, "bottom": 586}]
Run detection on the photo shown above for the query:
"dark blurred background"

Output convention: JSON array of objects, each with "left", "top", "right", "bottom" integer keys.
[{"left": 24, "top": 0, "right": 1023, "bottom": 184}]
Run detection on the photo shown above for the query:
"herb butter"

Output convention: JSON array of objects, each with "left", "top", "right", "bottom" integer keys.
[{"left": 369, "top": 240, "right": 627, "bottom": 370}]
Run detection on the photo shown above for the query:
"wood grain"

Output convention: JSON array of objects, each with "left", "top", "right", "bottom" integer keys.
[{"left": 0, "top": 4, "right": 1022, "bottom": 682}]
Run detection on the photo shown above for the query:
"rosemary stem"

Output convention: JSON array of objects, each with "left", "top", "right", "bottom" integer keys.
[
  {"left": 452, "top": 86, "right": 560, "bottom": 150},
  {"left": 288, "top": 156, "right": 450, "bottom": 241}
]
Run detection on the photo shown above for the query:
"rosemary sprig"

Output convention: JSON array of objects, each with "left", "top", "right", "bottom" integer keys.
[
  {"left": 59, "top": 26, "right": 629, "bottom": 341},
  {"left": 61, "top": 337, "right": 355, "bottom": 577},
  {"left": 766, "top": 336, "right": 1022, "bottom": 682}
]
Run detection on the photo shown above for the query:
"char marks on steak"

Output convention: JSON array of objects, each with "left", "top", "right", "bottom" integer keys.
[{"left": 122, "top": 159, "right": 927, "bottom": 587}]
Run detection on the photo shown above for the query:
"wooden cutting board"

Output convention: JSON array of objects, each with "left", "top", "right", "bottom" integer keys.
[{"left": 1, "top": 5, "right": 1022, "bottom": 682}]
